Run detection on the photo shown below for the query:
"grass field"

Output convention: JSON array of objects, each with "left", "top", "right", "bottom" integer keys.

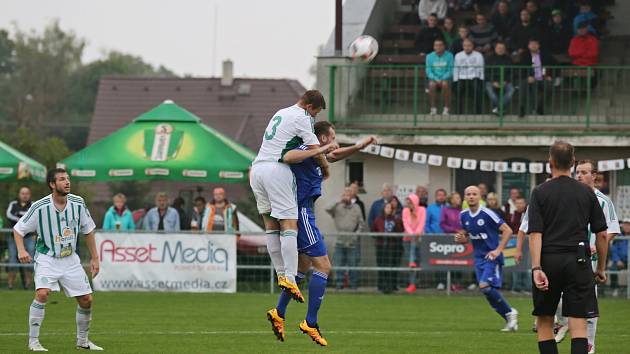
[{"left": 1, "top": 290, "right": 629, "bottom": 353}]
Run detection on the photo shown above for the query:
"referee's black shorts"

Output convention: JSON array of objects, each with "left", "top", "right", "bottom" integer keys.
[{"left": 532, "top": 252, "right": 598, "bottom": 318}]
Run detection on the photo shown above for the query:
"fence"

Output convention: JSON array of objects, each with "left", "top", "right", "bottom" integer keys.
[
  {"left": 328, "top": 64, "right": 630, "bottom": 129},
  {"left": 0, "top": 229, "right": 628, "bottom": 298}
]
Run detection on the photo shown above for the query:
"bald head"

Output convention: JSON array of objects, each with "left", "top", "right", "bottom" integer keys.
[{"left": 464, "top": 186, "right": 481, "bottom": 209}]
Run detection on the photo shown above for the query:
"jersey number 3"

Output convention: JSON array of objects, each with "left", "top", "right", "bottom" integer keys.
[{"left": 264, "top": 116, "right": 282, "bottom": 141}]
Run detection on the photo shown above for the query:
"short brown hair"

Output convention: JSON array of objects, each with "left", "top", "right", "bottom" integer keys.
[
  {"left": 300, "top": 90, "right": 326, "bottom": 110},
  {"left": 577, "top": 159, "right": 597, "bottom": 174},
  {"left": 549, "top": 141, "right": 574, "bottom": 170},
  {"left": 314, "top": 121, "right": 335, "bottom": 137}
]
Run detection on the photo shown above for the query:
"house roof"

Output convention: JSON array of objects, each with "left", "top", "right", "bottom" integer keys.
[{"left": 87, "top": 77, "right": 307, "bottom": 152}]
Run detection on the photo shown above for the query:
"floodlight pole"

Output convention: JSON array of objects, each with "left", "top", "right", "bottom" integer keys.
[{"left": 335, "top": 0, "right": 342, "bottom": 56}]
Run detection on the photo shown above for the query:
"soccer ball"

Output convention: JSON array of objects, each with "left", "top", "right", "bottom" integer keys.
[{"left": 349, "top": 35, "right": 379, "bottom": 63}]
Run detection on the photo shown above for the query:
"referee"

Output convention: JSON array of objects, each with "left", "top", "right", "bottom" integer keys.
[{"left": 527, "top": 141, "right": 609, "bottom": 354}]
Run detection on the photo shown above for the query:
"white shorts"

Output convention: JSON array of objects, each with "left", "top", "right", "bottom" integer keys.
[
  {"left": 250, "top": 161, "right": 298, "bottom": 220},
  {"left": 34, "top": 253, "right": 93, "bottom": 297}
]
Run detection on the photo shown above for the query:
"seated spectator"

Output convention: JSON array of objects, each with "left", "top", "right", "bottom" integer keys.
[
  {"left": 568, "top": 21, "right": 599, "bottom": 66},
  {"left": 372, "top": 202, "right": 404, "bottom": 294},
  {"left": 143, "top": 192, "right": 181, "bottom": 232},
  {"left": 454, "top": 39, "right": 484, "bottom": 114},
  {"left": 518, "top": 38, "right": 554, "bottom": 116},
  {"left": 419, "top": 0, "right": 448, "bottom": 22},
  {"left": 573, "top": 2, "right": 599, "bottom": 35},
  {"left": 469, "top": 13, "right": 498, "bottom": 54},
  {"left": 190, "top": 196, "right": 206, "bottom": 230},
  {"left": 547, "top": 9, "right": 573, "bottom": 55},
  {"left": 525, "top": 0, "right": 548, "bottom": 28},
  {"left": 485, "top": 192, "right": 505, "bottom": 220},
  {"left": 102, "top": 193, "right": 136, "bottom": 231},
  {"left": 425, "top": 189, "right": 448, "bottom": 234},
  {"left": 493, "top": 0, "right": 525, "bottom": 18},
  {"left": 201, "top": 187, "right": 240, "bottom": 234},
  {"left": 327, "top": 188, "right": 365, "bottom": 290},
  {"left": 449, "top": 25, "right": 469, "bottom": 55},
  {"left": 172, "top": 197, "right": 190, "bottom": 231},
  {"left": 484, "top": 41, "right": 516, "bottom": 114},
  {"left": 492, "top": 1, "right": 517, "bottom": 40},
  {"left": 440, "top": 192, "right": 462, "bottom": 233},
  {"left": 402, "top": 193, "right": 426, "bottom": 294},
  {"left": 426, "top": 39, "right": 454, "bottom": 116},
  {"left": 441, "top": 17, "right": 457, "bottom": 48},
  {"left": 508, "top": 10, "right": 542, "bottom": 57},
  {"left": 415, "top": 13, "right": 445, "bottom": 55},
  {"left": 609, "top": 219, "right": 629, "bottom": 297}
]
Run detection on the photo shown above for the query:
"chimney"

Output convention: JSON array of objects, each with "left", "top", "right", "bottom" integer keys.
[{"left": 221, "top": 59, "right": 234, "bottom": 86}]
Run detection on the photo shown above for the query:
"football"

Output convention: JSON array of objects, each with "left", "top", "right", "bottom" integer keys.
[{"left": 349, "top": 35, "right": 379, "bottom": 63}]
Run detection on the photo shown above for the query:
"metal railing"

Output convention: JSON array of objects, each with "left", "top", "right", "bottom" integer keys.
[{"left": 328, "top": 64, "right": 630, "bottom": 129}]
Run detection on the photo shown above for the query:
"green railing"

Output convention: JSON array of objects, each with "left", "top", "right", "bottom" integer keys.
[{"left": 328, "top": 64, "right": 630, "bottom": 129}]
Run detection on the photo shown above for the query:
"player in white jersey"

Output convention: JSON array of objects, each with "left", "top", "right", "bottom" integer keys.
[
  {"left": 13, "top": 168, "right": 102, "bottom": 352},
  {"left": 250, "top": 90, "right": 337, "bottom": 302},
  {"left": 552, "top": 160, "right": 620, "bottom": 353}
]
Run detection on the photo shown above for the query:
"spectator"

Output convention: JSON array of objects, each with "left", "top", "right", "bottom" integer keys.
[
  {"left": 609, "top": 219, "right": 629, "bottom": 297},
  {"left": 485, "top": 192, "right": 506, "bottom": 219},
  {"left": 416, "top": 185, "right": 429, "bottom": 207},
  {"left": 102, "top": 193, "right": 135, "bottom": 231},
  {"left": 327, "top": 188, "right": 365, "bottom": 290},
  {"left": 493, "top": 0, "right": 524, "bottom": 17},
  {"left": 449, "top": 25, "right": 470, "bottom": 55},
  {"left": 440, "top": 192, "right": 462, "bottom": 233},
  {"left": 143, "top": 192, "right": 181, "bottom": 232},
  {"left": 390, "top": 196, "right": 403, "bottom": 218},
  {"left": 415, "top": 14, "right": 445, "bottom": 55},
  {"left": 368, "top": 183, "right": 400, "bottom": 228},
  {"left": 568, "top": 21, "right": 599, "bottom": 67},
  {"left": 190, "top": 196, "right": 206, "bottom": 230},
  {"left": 202, "top": 187, "right": 240, "bottom": 234},
  {"left": 5, "top": 187, "right": 34, "bottom": 289},
  {"left": 402, "top": 193, "right": 426, "bottom": 294},
  {"left": 547, "top": 9, "right": 572, "bottom": 55},
  {"left": 349, "top": 181, "right": 366, "bottom": 220},
  {"left": 372, "top": 202, "right": 404, "bottom": 294},
  {"left": 525, "top": 0, "right": 547, "bottom": 28},
  {"left": 426, "top": 39, "right": 454, "bottom": 116},
  {"left": 172, "top": 197, "right": 190, "bottom": 231},
  {"left": 441, "top": 17, "right": 457, "bottom": 48},
  {"left": 418, "top": 0, "right": 447, "bottom": 22},
  {"left": 509, "top": 10, "right": 542, "bottom": 57},
  {"left": 454, "top": 38, "right": 484, "bottom": 114},
  {"left": 469, "top": 13, "right": 498, "bottom": 54},
  {"left": 485, "top": 41, "right": 516, "bottom": 115},
  {"left": 573, "top": 2, "right": 599, "bottom": 35},
  {"left": 426, "top": 188, "right": 448, "bottom": 233},
  {"left": 507, "top": 196, "right": 527, "bottom": 233},
  {"left": 503, "top": 187, "right": 521, "bottom": 217},
  {"left": 518, "top": 38, "right": 554, "bottom": 116},
  {"left": 492, "top": 1, "right": 517, "bottom": 40}
]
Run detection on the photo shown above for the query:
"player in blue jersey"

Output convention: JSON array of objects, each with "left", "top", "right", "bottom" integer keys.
[
  {"left": 456, "top": 185, "right": 519, "bottom": 331},
  {"left": 265, "top": 121, "right": 375, "bottom": 346}
]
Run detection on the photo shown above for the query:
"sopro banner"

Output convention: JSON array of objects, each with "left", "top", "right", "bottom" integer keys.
[{"left": 93, "top": 232, "right": 236, "bottom": 293}]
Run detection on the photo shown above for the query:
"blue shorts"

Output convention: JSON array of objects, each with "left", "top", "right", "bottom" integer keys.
[
  {"left": 297, "top": 206, "right": 327, "bottom": 257},
  {"left": 474, "top": 259, "right": 503, "bottom": 288}
]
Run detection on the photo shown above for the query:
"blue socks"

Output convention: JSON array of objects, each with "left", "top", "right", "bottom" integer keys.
[
  {"left": 306, "top": 271, "right": 328, "bottom": 327},
  {"left": 480, "top": 286, "right": 512, "bottom": 320},
  {"left": 276, "top": 272, "right": 305, "bottom": 318}
]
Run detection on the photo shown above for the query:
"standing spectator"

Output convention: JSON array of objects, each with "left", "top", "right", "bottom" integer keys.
[
  {"left": 190, "top": 196, "right": 206, "bottom": 230},
  {"left": 402, "top": 193, "right": 426, "bottom": 294},
  {"left": 469, "top": 13, "right": 498, "bottom": 55},
  {"left": 486, "top": 192, "right": 506, "bottom": 220},
  {"left": 142, "top": 192, "right": 181, "bottom": 232},
  {"left": 440, "top": 192, "right": 463, "bottom": 233},
  {"left": 418, "top": 0, "right": 448, "bottom": 22},
  {"left": 507, "top": 196, "right": 527, "bottom": 234},
  {"left": 390, "top": 196, "right": 403, "bottom": 218},
  {"left": 503, "top": 187, "right": 521, "bottom": 217},
  {"left": 492, "top": 1, "right": 517, "bottom": 40},
  {"left": 426, "top": 39, "right": 454, "bottom": 116},
  {"left": 172, "top": 197, "right": 190, "bottom": 231},
  {"left": 5, "top": 187, "right": 34, "bottom": 289},
  {"left": 568, "top": 21, "right": 599, "bottom": 67},
  {"left": 609, "top": 219, "right": 629, "bottom": 297},
  {"left": 546, "top": 9, "right": 572, "bottom": 55},
  {"left": 349, "top": 181, "right": 366, "bottom": 220},
  {"left": 519, "top": 38, "right": 554, "bottom": 116},
  {"left": 415, "top": 14, "right": 445, "bottom": 55},
  {"left": 372, "top": 202, "right": 404, "bottom": 294},
  {"left": 327, "top": 188, "right": 365, "bottom": 290},
  {"left": 450, "top": 25, "right": 469, "bottom": 56},
  {"left": 509, "top": 196, "right": 531, "bottom": 294},
  {"left": 509, "top": 10, "right": 542, "bottom": 57},
  {"left": 485, "top": 41, "right": 516, "bottom": 114},
  {"left": 573, "top": 2, "right": 599, "bottom": 35},
  {"left": 454, "top": 39, "right": 485, "bottom": 114},
  {"left": 416, "top": 185, "right": 429, "bottom": 207},
  {"left": 102, "top": 193, "right": 135, "bottom": 231},
  {"left": 202, "top": 187, "right": 240, "bottom": 234},
  {"left": 441, "top": 17, "right": 457, "bottom": 48},
  {"left": 368, "top": 183, "right": 400, "bottom": 229},
  {"left": 426, "top": 189, "right": 448, "bottom": 233}
]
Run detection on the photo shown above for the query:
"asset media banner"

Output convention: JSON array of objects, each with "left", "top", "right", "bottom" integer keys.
[
  {"left": 420, "top": 235, "right": 529, "bottom": 271},
  {"left": 93, "top": 232, "right": 237, "bottom": 293}
]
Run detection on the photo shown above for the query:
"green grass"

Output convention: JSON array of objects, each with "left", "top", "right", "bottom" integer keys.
[{"left": 0, "top": 291, "right": 629, "bottom": 353}]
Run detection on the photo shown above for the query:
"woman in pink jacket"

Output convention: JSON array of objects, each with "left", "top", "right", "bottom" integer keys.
[{"left": 402, "top": 193, "right": 426, "bottom": 293}]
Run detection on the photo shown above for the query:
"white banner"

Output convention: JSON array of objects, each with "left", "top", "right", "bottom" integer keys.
[{"left": 94, "top": 232, "right": 237, "bottom": 293}]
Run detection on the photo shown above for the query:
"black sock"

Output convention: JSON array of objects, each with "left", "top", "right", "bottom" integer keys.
[
  {"left": 538, "top": 339, "right": 559, "bottom": 354},
  {"left": 571, "top": 338, "right": 588, "bottom": 354}
]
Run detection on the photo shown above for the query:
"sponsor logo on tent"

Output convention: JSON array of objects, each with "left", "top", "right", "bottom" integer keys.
[
  {"left": 0, "top": 167, "right": 14, "bottom": 174},
  {"left": 71, "top": 169, "right": 96, "bottom": 177},
  {"left": 219, "top": 171, "right": 244, "bottom": 179},
  {"left": 109, "top": 169, "right": 134, "bottom": 177},
  {"left": 144, "top": 124, "right": 184, "bottom": 162},
  {"left": 183, "top": 170, "right": 207, "bottom": 178},
  {"left": 145, "top": 168, "right": 170, "bottom": 176}
]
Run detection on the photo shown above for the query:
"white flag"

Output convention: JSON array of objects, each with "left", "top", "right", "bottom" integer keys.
[
  {"left": 511, "top": 162, "right": 527, "bottom": 173},
  {"left": 395, "top": 149, "right": 410, "bottom": 161},
  {"left": 428, "top": 155, "right": 443, "bottom": 166},
  {"left": 546, "top": 163, "right": 551, "bottom": 174},
  {"left": 612, "top": 159, "right": 625, "bottom": 170},
  {"left": 480, "top": 160, "right": 494, "bottom": 172},
  {"left": 494, "top": 161, "right": 509, "bottom": 172},
  {"left": 412, "top": 152, "right": 427, "bottom": 164},
  {"left": 364, "top": 145, "right": 381, "bottom": 155},
  {"left": 598, "top": 160, "right": 611, "bottom": 172},
  {"left": 529, "top": 162, "right": 544, "bottom": 174},
  {"left": 380, "top": 146, "right": 395, "bottom": 158},
  {"left": 447, "top": 157, "right": 462, "bottom": 169},
  {"left": 463, "top": 159, "right": 477, "bottom": 170}
]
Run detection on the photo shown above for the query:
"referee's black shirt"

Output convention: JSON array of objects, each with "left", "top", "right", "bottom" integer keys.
[{"left": 528, "top": 175, "right": 607, "bottom": 253}]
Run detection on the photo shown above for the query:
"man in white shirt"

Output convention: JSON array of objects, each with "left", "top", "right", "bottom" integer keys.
[{"left": 454, "top": 38, "right": 485, "bottom": 114}]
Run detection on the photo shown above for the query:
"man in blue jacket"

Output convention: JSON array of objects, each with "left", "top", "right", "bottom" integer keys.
[
  {"left": 425, "top": 38, "right": 454, "bottom": 116},
  {"left": 425, "top": 189, "right": 447, "bottom": 234},
  {"left": 610, "top": 219, "right": 629, "bottom": 297}
]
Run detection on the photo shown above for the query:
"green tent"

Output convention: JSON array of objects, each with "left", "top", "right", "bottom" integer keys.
[
  {"left": 59, "top": 100, "right": 255, "bottom": 182},
  {"left": 0, "top": 140, "right": 47, "bottom": 182}
]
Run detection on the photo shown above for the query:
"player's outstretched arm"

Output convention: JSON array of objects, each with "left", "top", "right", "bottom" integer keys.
[
  {"left": 327, "top": 136, "right": 377, "bottom": 163},
  {"left": 85, "top": 231, "right": 100, "bottom": 277},
  {"left": 282, "top": 143, "right": 338, "bottom": 164}
]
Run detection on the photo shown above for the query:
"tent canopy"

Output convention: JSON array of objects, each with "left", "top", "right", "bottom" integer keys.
[{"left": 0, "top": 140, "right": 47, "bottom": 182}]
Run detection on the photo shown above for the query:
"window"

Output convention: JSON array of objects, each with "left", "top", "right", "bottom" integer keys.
[{"left": 346, "top": 161, "right": 364, "bottom": 187}]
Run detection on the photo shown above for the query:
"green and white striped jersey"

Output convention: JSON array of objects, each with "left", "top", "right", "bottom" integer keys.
[
  {"left": 14, "top": 194, "right": 96, "bottom": 257},
  {"left": 588, "top": 189, "right": 620, "bottom": 263}
]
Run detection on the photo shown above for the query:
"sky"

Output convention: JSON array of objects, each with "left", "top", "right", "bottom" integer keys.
[{"left": 1, "top": 0, "right": 336, "bottom": 88}]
